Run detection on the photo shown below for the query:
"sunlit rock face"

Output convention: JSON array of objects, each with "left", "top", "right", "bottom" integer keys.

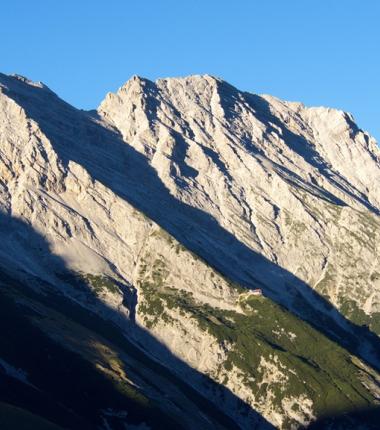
[
  {"left": 99, "top": 74, "right": 380, "bottom": 319},
  {"left": 1, "top": 72, "right": 380, "bottom": 429}
]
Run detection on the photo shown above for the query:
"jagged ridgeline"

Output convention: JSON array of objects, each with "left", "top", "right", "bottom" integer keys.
[{"left": 0, "top": 73, "right": 380, "bottom": 429}]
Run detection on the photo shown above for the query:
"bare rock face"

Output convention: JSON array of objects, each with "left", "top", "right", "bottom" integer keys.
[
  {"left": 1, "top": 72, "right": 380, "bottom": 429},
  {"left": 99, "top": 74, "right": 380, "bottom": 322}
]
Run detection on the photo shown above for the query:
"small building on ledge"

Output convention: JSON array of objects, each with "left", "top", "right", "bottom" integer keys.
[{"left": 250, "top": 288, "right": 262, "bottom": 296}]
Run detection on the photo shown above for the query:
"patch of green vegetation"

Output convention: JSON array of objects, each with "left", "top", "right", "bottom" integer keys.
[
  {"left": 315, "top": 265, "right": 336, "bottom": 296},
  {"left": 138, "top": 280, "right": 378, "bottom": 419},
  {"left": 134, "top": 226, "right": 380, "bottom": 422},
  {"left": 339, "top": 297, "right": 380, "bottom": 336},
  {"left": 175, "top": 243, "right": 187, "bottom": 254},
  {"left": 282, "top": 209, "right": 310, "bottom": 245},
  {"left": 357, "top": 211, "right": 379, "bottom": 234},
  {"left": 150, "top": 227, "right": 208, "bottom": 267},
  {"left": 333, "top": 210, "right": 379, "bottom": 254},
  {"left": 138, "top": 280, "right": 173, "bottom": 328},
  {"left": 136, "top": 252, "right": 242, "bottom": 330},
  {"left": 56, "top": 272, "right": 120, "bottom": 296},
  {"left": 150, "top": 228, "right": 175, "bottom": 245},
  {"left": 340, "top": 299, "right": 369, "bottom": 326},
  {"left": 370, "top": 314, "right": 380, "bottom": 335},
  {"left": 83, "top": 274, "right": 120, "bottom": 296},
  {"left": 137, "top": 258, "right": 175, "bottom": 328}
]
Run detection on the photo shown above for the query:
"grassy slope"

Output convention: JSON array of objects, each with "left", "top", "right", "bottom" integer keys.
[
  {"left": 0, "top": 269, "right": 243, "bottom": 430},
  {"left": 1, "top": 213, "right": 380, "bottom": 428},
  {"left": 0, "top": 279, "right": 184, "bottom": 430},
  {"left": 137, "top": 253, "right": 380, "bottom": 426}
]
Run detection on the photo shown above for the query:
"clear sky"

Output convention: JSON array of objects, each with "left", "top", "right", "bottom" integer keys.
[{"left": 1, "top": 1, "right": 379, "bottom": 140}]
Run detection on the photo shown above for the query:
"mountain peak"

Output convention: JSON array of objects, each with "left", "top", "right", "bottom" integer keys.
[
  {"left": 117, "top": 74, "right": 155, "bottom": 92},
  {"left": 156, "top": 73, "right": 221, "bottom": 84},
  {"left": 1, "top": 72, "right": 51, "bottom": 92}
]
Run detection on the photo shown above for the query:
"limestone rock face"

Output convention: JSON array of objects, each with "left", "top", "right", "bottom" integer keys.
[
  {"left": 1, "top": 72, "right": 380, "bottom": 429},
  {"left": 99, "top": 74, "right": 380, "bottom": 318}
]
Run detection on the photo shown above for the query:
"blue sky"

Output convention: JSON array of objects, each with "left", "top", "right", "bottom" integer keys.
[{"left": 2, "top": 1, "right": 379, "bottom": 140}]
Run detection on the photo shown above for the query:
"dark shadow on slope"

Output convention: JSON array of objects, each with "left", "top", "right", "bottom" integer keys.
[
  {"left": 260, "top": 155, "right": 347, "bottom": 207},
  {"left": 170, "top": 129, "right": 199, "bottom": 183},
  {"left": 306, "top": 406, "right": 380, "bottom": 429},
  {"left": 1, "top": 74, "right": 380, "bottom": 422},
  {"left": 0, "top": 212, "right": 272, "bottom": 430}
]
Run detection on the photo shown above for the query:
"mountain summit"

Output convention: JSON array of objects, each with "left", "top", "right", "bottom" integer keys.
[{"left": 0, "top": 73, "right": 380, "bottom": 429}]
